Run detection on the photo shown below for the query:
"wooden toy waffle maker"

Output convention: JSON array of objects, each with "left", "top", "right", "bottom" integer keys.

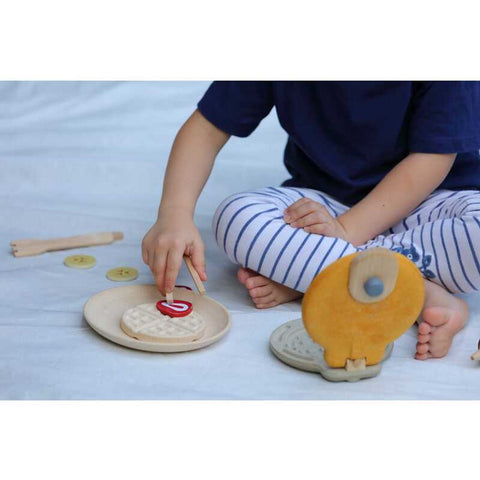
[{"left": 270, "top": 248, "right": 425, "bottom": 382}]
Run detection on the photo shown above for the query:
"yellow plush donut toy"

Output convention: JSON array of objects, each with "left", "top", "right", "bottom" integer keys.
[{"left": 302, "top": 248, "right": 425, "bottom": 368}]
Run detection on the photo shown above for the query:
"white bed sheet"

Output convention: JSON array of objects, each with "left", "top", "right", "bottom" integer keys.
[{"left": 1, "top": 81, "right": 479, "bottom": 399}]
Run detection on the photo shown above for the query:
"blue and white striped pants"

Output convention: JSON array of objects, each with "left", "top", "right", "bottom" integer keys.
[{"left": 212, "top": 186, "right": 480, "bottom": 294}]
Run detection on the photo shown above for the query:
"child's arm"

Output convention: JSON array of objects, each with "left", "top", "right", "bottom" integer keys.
[
  {"left": 284, "top": 153, "right": 456, "bottom": 246},
  {"left": 142, "top": 109, "right": 230, "bottom": 295},
  {"left": 338, "top": 152, "right": 456, "bottom": 246}
]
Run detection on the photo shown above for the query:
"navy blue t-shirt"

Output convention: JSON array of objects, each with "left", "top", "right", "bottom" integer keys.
[{"left": 197, "top": 81, "right": 480, "bottom": 205}]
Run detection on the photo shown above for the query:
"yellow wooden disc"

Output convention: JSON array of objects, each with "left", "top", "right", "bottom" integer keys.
[
  {"left": 106, "top": 266, "right": 138, "bottom": 282},
  {"left": 302, "top": 250, "right": 425, "bottom": 368},
  {"left": 64, "top": 254, "right": 96, "bottom": 269}
]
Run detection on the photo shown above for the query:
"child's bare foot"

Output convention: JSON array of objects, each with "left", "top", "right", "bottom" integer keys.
[
  {"left": 237, "top": 267, "right": 302, "bottom": 309},
  {"left": 415, "top": 280, "right": 469, "bottom": 360}
]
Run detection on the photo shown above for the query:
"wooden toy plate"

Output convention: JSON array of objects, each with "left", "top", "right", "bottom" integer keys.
[
  {"left": 270, "top": 319, "right": 393, "bottom": 382},
  {"left": 84, "top": 284, "right": 231, "bottom": 352}
]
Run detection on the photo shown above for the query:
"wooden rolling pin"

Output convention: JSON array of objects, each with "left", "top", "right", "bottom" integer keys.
[{"left": 11, "top": 231, "right": 124, "bottom": 257}]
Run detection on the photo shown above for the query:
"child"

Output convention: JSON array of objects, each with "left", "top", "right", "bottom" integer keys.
[{"left": 142, "top": 81, "right": 480, "bottom": 360}]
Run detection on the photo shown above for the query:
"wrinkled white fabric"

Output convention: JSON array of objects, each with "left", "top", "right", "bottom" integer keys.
[{"left": 1, "top": 81, "right": 479, "bottom": 399}]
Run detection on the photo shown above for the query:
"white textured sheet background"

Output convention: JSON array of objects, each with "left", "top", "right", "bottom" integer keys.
[{"left": 1, "top": 81, "right": 479, "bottom": 399}]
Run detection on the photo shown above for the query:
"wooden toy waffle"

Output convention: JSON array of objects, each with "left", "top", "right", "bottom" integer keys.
[
  {"left": 120, "top": 303, "right": 206, "bottom": 343},
  {"left": 270, "top": 248, "right": 425, "bottom": 382}
]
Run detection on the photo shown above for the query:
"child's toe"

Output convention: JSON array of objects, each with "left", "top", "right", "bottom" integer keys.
[
  {"left": 255, "top": 300, "right": 279, "bottom": 309},
  {"left": 416, "top": 343, "right": 430, "bottom": 354},
  {"left": 415, "top": 352, "right": 431, "bottom": 360},
  {"left": 237, "top": 267, "right": 256, "bottom": 284},
  {"left": 254, "top": 292, "right": 276, "bottom": 304},
  {"left": 417, "top": 333, "right": 430, "bottom": 344},
  {"left": 418, "top": 322, "right": 432, "bottom": 335},
  {"left": 245, "top": 276, "right": 269, "bottom": 289},
  {"left": 249, "top": 285, "right": 272, "bottom": 298}
]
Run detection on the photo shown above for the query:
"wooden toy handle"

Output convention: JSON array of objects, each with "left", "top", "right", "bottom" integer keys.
[
  {"left": 348, "top": 248, "right": 399, "bottom": 303},
  {"left": 183, "top": 255, "right": 206, "bottom": 295},
  {"left": 11, "top": 231, "right": 124, "bottom": 257}
]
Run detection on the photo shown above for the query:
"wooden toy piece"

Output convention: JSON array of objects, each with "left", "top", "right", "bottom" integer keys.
[
  {"left": 84, "top": 285, "right": 231, "bottom": 353},
  {"left": 269, "top": 319, "right": 394, "bottom": 382},
  {"left": 11, "top": 231, "right": 123, "bottom": 257},
  {"left": 156, "top": 299, "right": 193, "bottom": 317},
  {"left": 121, "top": 303, "right": 205, "bottom": 343},
  {"left": 183, "top": 255, "right": 206, "bottom": 295},
  {"left": 302, "top": 248, "right": 425, "bottom": 368},
  {"left": 471, "top": 340, "right": 480, "bottom": 361},
  {"left": 164, "top": 257, "right": 206, "bottom": 304},
  {"left": 349, "top": 248, "right": 399, "bottom": 303},
  {"left": 345, "top": 358, "right": 366, "bottom": 372},
  {"left": 64, "top": 254, "right": 96, "bottom": 269},
  {"left": 106, "top": 267, "right": 138, "bottom": 282}
]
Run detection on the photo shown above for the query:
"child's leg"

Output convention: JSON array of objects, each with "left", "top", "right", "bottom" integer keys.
[
  {"left": 213, "top": 186, "right": 357, "bottom": 304},
  {"left": 362, "top": 189, "right": 480, "bottom": 294},
  {"left": 362, "top": 189, "right": 478, "bottom": 359}
]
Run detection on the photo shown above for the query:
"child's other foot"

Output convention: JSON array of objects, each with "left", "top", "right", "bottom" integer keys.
[
  {"left": 415, "top": 281, "right": 468, "bottom": 360},
  {"left": 237, "top": 267, "right": 302, "bottom": 309}
]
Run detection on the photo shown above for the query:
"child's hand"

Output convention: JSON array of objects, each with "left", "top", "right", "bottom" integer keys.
[
  {"left": 284, "top": 198, "right": 349, "bottom": 241},
  {"left": 142, "top": 209, "right": 207, "bottom": 295}
]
